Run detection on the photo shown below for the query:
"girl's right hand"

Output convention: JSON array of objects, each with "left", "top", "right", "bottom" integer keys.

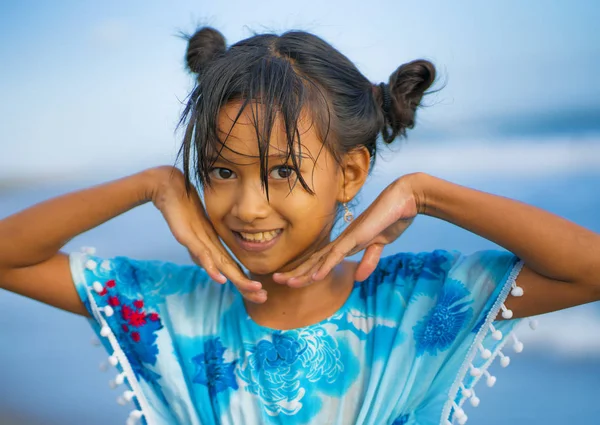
[{"left": 148, "top": 166, "right": 266, "bottom": 303}]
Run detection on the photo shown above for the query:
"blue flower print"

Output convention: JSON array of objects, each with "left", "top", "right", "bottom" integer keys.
[
  {"left": 392, "top": 414, "right": 410, "bottom": 425},
  {"left": 415, "top": 250, "right": 453, "bottom": 281},
  {"left": 405, "top": 255, "right": 425, "bottom": 276},
  {"left": 109, "top": 257, "right": 155, "bottom": 301},
  {"left": 255, "top": 332, "right": 306, "bottom": 370},
  {"left": 413, "top": 278, "right": 473, "bottom": 356},
  {"left": 238, "top": 327, "right": 343, "bottom": 417},
  {"left": 192, "top": 338, "right": 239, "bottom": 396},
  {"left": 357, "top": 253, "right": 405, "bottom": 300},
  {"left": 114, "top": 258, "right": 152, "bottom": 285}
]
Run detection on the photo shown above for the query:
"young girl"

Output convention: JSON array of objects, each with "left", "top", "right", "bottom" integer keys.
[{"left": 1, "top": 27, "right": 598, "bottom": 425}]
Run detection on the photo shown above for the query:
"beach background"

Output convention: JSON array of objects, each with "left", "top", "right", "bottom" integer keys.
[{"left": 1, "top": 1, "right": 599, "bottom": 424}]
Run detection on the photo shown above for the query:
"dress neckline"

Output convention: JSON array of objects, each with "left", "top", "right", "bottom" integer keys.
[{"left": 236, "top": 265, "right": 378, "bottom": 333}]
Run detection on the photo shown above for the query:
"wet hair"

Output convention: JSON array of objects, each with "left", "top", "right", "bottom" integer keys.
[{"left": 178, "top": 27, "right": 436, "bottom": 196}]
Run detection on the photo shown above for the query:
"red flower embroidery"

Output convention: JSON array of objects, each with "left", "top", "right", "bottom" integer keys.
[
  {"left": 121, "top": 324, "right": 129, "bottom": 333},
  {"left": 133, "top": 300, "right": 144, "bottom": 309},
  {"left": 106, "top": 279, "right": 116, "bottom": 288},
  {"left": 121, "top": 305, "right": 133, "bottom": 320},
  {"left": 131, "top": 332, "right": 140, "bottom": 342},
  {"left": 149, "top": 313, "right": 160, "bottom": 322},
  {"left": 128, "top": 311, "right": 147, "bottom": 327},
  {"left": 99, "top": 288, "right": 107, "bottom": 296},
  {"left": 108, "top": 296, "right": 120, "bottom": 307}
]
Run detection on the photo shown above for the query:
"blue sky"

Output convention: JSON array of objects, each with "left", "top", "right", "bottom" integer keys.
[{"left": 1, "top": 0, "right": 599, "bottom": 180}]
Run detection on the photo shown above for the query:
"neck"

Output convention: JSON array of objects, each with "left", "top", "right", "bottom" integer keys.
[{"left": 244, "top": 260, "right": 357, "bottom": 330}]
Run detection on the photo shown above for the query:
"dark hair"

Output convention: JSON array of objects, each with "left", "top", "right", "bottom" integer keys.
[{"left": 178, "top": 27, "right": 436, "bottom": 196}]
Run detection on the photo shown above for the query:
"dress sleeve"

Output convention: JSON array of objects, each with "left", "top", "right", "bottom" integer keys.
[
  {"left": 69, "top": 248, "right": 211, "bottom": 425},
  {"left": 400, "top": 250, "right": 531, "bottom": 425}
]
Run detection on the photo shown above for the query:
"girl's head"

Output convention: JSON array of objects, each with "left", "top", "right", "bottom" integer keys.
[{"left": 179, "top": 27, "right": 435, "bottom": 276}]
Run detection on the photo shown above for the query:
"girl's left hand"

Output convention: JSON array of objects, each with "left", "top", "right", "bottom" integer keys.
[{"left": 273, "top": 175, "right": 422, "bottom": 287}]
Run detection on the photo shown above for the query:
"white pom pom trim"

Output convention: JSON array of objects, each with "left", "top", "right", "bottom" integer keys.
[
  {"left": 99, "top": 306, "right": 114, "bottom": 317},
  {"left": 85, "top": 259, "right": 97, "bottom": 270},
  {"left": 498, "top": 351, "right": 511, "bottom": 367},
  {"left": 501, "top": 304, "right": 513, "bottom": 319},
  {"left": 441, "top": 260, "right": 536, "bottom": 425},
  {"left": 93, "top": 281, "right": 104, "bottom": 294},
  {"left": 489, "top": 324, "right": 503, "bottom": 341},
  {"left": 108, "top": 355, "right": 119, "bottom": 367},
  {"left": 529, "top": 318, "right": 539, "bottom": 330},
  {"left": 74, "top": 265, "right": 152, "bottom": 424}
]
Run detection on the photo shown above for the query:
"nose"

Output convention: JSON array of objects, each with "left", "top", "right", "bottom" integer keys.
[{"left": 230, "top": 180, "right": 271, "bottom": 223}]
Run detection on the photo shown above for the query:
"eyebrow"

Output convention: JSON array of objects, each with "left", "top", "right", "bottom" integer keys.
[{"left": 208, "top": 152, "right": 312, "bottom": 163}]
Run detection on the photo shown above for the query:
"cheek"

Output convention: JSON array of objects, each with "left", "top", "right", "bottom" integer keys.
[
  {"left": 280, "top": 188, "right": 338, "bottom": 230},
  {"left": 203, "top": 189, "right": 231, "bottom": 223}
]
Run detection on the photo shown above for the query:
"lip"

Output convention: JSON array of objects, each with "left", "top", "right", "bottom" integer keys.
[
  {"left": 232, "top": 229, "right": 283, "bottom": 252},
  {"left": 232, "top": 228, "right": 282, "bottom": 233}
]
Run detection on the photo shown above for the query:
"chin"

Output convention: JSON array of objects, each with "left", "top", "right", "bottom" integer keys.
[{"left": 238, "top": 258, "right": 282, "bottom": 276}]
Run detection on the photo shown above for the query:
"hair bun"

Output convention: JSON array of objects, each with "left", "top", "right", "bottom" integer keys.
[
  {"left": 380, "top": 59, "right": 436, "bottom": 142},
  {"left": 185, "top": 27, "right": 226, "bottom": 75}
]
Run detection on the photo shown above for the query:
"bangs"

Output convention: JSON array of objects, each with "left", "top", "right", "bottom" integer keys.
[{"left": 178, "top": 42, "right": 333, "bottom": 197}]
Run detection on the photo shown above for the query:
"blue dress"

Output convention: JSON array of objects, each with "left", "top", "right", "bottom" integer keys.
[{"left": 70, "top": 249, "right": 526, "bottom": 425}]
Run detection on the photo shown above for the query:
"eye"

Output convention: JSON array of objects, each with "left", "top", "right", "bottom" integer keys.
[
  {"left": 209, "top": 168, "right": 236, "bottom": 180},
  {"left": 269, "top": 165, "right": 296, "bottom": 180}
]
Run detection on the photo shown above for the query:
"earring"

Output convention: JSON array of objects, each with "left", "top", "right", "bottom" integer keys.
[{"left": 343, "top": 202, "right": 354, "bottom": 223}]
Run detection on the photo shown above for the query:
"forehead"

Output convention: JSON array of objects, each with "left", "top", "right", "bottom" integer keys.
[{"left": 214, "top": 101, "right": 322, "bottom": 162}]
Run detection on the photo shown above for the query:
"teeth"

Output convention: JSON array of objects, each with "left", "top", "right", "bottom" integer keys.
[{"left": 239, "top": 230, "right": 280, "bottom": 243}]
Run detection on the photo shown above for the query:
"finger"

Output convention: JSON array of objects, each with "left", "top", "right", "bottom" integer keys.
[
  {"left": 240, "top": 289, "right": 268, "bottom": 304},
  {"left": 215, "top": 251, "right": 263, "bottom": 292},
  {"left": 286, "top": 252, "right": 332, "bottom": 288},
  {"left": 185, "top": 241, "right": 228, "bottom": 284},
  {"left": 286, "top": 267, "right": 318, "bottom": 288},
  {"left": 354, "top": 243, "right": 384, "bottom": 282},
  {"left": 189, "top": 225, "right": 263, "bottom": 293},
  {"left": 273, "top": 249, "right": 327, "bottom": 284},
  {"left": 311, "top": 238, "right": 357, "bottom": 281}
]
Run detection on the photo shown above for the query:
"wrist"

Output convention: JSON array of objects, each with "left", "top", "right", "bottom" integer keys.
[
  {"left": 401, "top": 172, "right": 435, "bottom": 215},
  {"left": 139, "top": 166, "right": 183, "bottom": 204}
]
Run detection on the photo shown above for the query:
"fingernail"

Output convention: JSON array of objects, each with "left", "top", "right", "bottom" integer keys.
[
  {"left": 251, "top": 281, "right": 262, "bottom": 290},
  {"left": 255, "top": 290, "right": 268, "bottom": 302}
]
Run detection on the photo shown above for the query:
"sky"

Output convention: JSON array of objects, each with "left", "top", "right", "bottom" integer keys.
[{"left": 0, "top": 0, "right": 599, "bottom": 182}]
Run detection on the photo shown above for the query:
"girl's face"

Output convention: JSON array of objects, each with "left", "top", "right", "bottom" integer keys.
[{"left": 203, "top": 102, "right": 344, "bottom": 276}]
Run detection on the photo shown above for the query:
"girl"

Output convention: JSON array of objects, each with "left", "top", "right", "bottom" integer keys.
[{"left": 1, "top": 27, "right": 599, "bottom": 425}]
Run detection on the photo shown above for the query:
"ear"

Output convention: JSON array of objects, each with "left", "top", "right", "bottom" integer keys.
[{"left": 337, "top": 146, "right": 371, "bottom": 203}]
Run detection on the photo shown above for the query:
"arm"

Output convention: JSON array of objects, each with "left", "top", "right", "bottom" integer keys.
[
  {"left": 413, "top": 172, "right": 600, "bottom": 318},
  {"left": 0, "top": 168, "right": 161, "bottom": 316}
]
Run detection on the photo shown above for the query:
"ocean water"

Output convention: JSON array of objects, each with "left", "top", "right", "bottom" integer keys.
[{"left": 1, "top": 147, "right": 599, "bottom": 425}]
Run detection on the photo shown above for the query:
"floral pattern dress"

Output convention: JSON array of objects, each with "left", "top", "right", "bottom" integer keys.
[{"left": 70, "top": 249, "right": 526, "bottom": 425}]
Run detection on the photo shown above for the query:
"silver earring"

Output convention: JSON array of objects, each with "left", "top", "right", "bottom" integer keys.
[{"left": 343, "top": 202, "right": 354, "bottom": 223}]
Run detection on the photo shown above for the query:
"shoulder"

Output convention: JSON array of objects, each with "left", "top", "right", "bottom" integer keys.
[
  {"left": 363, "top": 249, "right": 519, "bottom": 302},
  {"left": 375, "top": 249, "right": 460, "bottom": 283},
  {"left": 376, "top": 249, "right": 517, "bottom": 283},
  {"left": 70, "top": 251, "right": 230, "bottom": 313}
]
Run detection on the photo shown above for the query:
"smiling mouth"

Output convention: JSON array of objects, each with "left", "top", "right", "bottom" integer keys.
[{"left": 234, "top": 229, "right": 283, "bottom": 243}]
